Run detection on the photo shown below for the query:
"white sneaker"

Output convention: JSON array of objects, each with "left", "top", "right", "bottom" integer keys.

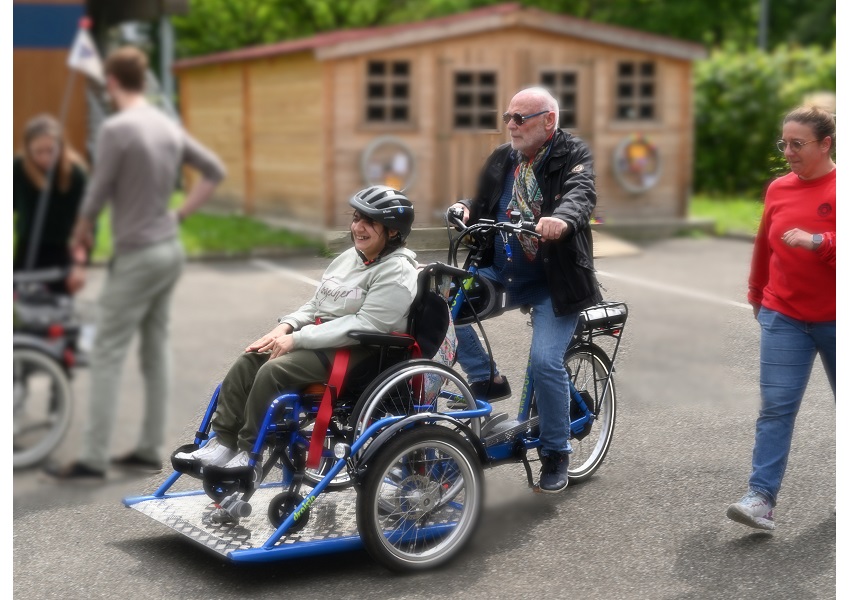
[
  {"left": 223, "top": 451, "right": 251, "bottom": 469},
  {"left": 174, "top": 438, "right": 237, "bottom": 467},
  {"left": 727, "top": 490, "right": 775, "bottom": 530}
]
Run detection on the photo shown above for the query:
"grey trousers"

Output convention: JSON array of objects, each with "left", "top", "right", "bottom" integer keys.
[
  {"left": 80, "top": 239, "right": 184, "bottom": 471},
  {"left": 212, "top": 346, "right": 376, "bottom": 452}
]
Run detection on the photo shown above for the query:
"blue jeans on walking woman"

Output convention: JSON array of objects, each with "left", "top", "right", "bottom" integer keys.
[
  {"left": 749, "top": 307, "right": 836, "bottom": 505},
  {"left": 455, "top": 267, "right": 580, "bottom": 455}
]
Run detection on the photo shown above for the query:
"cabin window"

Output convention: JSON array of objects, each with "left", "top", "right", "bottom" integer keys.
[
  {"left": 453, "top": 71, "right": 498, "bottom": 130},
  {"left": 365, "top": 60, "right": 411, "bottom": 124},
  {"left": 615, "top": 60, "right": 656, "bottom": 121},
  {"left": 540, "top": 70, "right": 578, "bottom": 130}
]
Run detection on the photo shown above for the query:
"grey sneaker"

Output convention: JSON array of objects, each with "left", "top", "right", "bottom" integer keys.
[
  {"left": 537, "top": 451, "right": 569, "bottom": 493},
  {"left": 174, "top": 438, "right": 237, "bottom": 467},
  {"left": 223, "top": 451, "right": 251, "bottom": 469},
  {"left": 727, "top": 491, "right": 775, "bottom": 530}
]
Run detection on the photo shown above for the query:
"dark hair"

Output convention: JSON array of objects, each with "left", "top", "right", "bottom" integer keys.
[
  {"left": 348, "top": 212, "right": 407, "bottom": 255},
  {"left": 104, "top": 46, "right": 147, "bottom": 92},
  {"left": 784, "top": 104, "right": 836, "bottom": 153}
]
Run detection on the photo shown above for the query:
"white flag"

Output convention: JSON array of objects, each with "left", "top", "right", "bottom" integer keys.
[{"left": 67, "top": 27, "right": 104, "bottom": 85}]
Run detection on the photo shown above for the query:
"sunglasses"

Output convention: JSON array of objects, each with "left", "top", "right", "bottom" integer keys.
[
  {"left": 502, "top": 110, "right": 548, "bottom": 126},
  {"left": 776, "top": 138, "right": 820, "bottom": 153}
]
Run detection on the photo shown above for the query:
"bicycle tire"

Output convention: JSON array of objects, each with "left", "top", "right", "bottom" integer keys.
[
  {"left": 356, "top": 426, "right": 484, "bottom": 572},
  {"left": 564, "top": 344, "right": 616, "bottom": 482}
]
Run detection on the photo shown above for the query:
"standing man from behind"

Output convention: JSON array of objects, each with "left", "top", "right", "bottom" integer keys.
[
  {"left": 448, "top": 87, "right": 601, "bottom": 493},
  {"left": 46, "top": 46, "right": 226, "bottom": 480}
]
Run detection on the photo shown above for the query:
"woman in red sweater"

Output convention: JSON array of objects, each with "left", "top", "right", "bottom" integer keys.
[{"left": 727, "top": 105, "right": 836, "bottom": 531}]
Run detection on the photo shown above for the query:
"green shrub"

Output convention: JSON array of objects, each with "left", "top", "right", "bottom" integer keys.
[{"left": 694, "top": 44, "right": 835, "bottom": 197}]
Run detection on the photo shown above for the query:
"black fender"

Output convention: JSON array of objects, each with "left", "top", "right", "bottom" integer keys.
[{"left": 352, "top": 412, "right": 487, "bottom": 474}]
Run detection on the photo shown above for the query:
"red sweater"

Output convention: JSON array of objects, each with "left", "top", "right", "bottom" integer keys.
[{"left": 748, "top": 169, "right": 836, "bottom": 322}]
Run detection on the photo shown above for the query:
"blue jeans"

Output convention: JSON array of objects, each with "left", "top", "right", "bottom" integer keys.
[
  {"left": 455, "top": 268, "right": 580, "bottom": 455},
  {"left": 749, "top": 307, "right": 836, "bottom": 505}
]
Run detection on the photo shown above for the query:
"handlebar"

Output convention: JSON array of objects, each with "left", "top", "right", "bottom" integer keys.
[{"left": 445, "top": 206, "right": 542, "bottom": 240}]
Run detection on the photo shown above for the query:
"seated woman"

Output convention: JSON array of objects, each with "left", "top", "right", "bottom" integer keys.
[{"left": 176, "top": 186, "right": 418, "bottom": 470}]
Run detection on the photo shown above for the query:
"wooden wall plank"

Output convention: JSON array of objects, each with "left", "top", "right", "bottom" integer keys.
[{"left": 13, "top": 50, "right": 87, "bottom": 156}]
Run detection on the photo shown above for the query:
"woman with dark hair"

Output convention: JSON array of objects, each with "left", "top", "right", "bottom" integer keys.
[
  {"left": 176, "top": 186, "right": 418, "bottom": 471},
  {"left": 13, "top": 113, "right": 88, "bottom": 293},
  {"left": 727, "top": 105, "right": 836, "bottom": 531}
]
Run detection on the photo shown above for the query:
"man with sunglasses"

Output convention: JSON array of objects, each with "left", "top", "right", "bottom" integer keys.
[{"left": 448, "top": 87, "right": 601, "bottom": 493}]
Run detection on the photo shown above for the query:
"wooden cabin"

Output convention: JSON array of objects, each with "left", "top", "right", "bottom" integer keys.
[{"left": 173, "top": 2, "right": 707, "bottom": 229}]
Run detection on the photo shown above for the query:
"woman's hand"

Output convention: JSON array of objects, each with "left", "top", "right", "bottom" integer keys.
[
  {"left": 781, "top": 228, "right": 816, "bottom": 250},
  {"left": 245, "top": 323, "right": 293, "bottom": 353},
  {"left": 267, "top": 334, "right": 295, "bottom": 359}
]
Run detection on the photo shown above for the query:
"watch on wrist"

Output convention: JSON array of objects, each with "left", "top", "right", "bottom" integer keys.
[{"left": 812, "top": 233, "right": 823, "bottom": 249}]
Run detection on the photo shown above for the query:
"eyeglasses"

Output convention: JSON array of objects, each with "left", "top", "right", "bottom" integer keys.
[
  {"left": 502, "top": 110, "right": 548, "bottom": 126},
  {"left": 776, "top": 139, "right": 820, "bottom": 153}
]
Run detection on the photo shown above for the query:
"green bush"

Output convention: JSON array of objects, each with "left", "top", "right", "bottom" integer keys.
[{"left": 694, "top": 44, "right": 835, "bottom": 197}]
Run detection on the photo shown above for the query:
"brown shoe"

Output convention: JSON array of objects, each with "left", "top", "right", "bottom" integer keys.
[{"left": 43, "top": 461, "right": 106, "bottom": 481}]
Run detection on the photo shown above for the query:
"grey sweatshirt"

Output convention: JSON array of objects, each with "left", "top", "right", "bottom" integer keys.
[
  {"left": 280, "top": 247, "right": 419, "bottom": 350},
  {"left": 80, "top": 103, "right": 226, "bottom": 254}
]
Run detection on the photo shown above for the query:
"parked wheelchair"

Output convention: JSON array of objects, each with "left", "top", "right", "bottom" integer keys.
[{"left": 13, "top": 268, "right": 93, "bottom": 469}]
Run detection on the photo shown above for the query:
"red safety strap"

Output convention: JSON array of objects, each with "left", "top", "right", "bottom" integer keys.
[{"left": 306, "top": 347, "right": 350, "bottom": 469}]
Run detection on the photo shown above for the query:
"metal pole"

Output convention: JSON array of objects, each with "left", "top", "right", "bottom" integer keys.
[
  {"left": 23, "top": 69, "right": 78, "bottom": 271},
  {"left": 758, "top": 0, "right": 770, "bottom": 50}
]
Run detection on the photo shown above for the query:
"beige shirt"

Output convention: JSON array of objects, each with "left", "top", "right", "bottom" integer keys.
[{"left": 80, "top": 104, "right": 225, "bottom": 254}]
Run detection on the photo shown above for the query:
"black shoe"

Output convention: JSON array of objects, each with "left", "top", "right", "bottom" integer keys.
[
  {"left": 536, "top": 451, "right": 569, "bottom": 493},
  {"left": 111, "top": 452, "right": 162, "bottom": 472},
  {"left": 43, "top": 461, "right": 106, "bottom": 481},
  {"left": 469, "top": 377, "right": 512, "bottom": 401}
]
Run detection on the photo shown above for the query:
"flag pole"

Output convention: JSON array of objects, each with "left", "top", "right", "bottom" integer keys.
[
  {"left": 23, "top": 70, "right": 78, "bottom": 271},
  {"left": 23, "top": 16, "right": 97, "bottom": 272}
]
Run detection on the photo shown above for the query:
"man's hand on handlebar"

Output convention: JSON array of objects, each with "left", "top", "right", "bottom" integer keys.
[
  {"left": 535, "top": 217, "right": 570, "bottom": 241},
  {"left": 447, "top": 203, "right": 469, "bottom": 229}
]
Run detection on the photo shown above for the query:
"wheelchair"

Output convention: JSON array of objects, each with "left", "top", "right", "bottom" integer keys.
[
  {"left": 13, "top": 268, "right": 92, "bottom": 469},
  {"left": 124, "top": 217, "right": 628, "bottom": 573}
]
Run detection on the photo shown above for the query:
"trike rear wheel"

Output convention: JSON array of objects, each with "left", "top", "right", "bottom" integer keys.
[{"left": 356, "top": 426, "right": 483, "bottom": 572}]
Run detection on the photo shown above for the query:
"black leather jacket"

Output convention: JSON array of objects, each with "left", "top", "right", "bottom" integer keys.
[{"left": 459, "top": 129, "right": 603, "bottom": 316}]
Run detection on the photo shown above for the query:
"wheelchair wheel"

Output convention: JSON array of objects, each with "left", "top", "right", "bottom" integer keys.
[
  {"left": 348, "top": 360, "right": 480, "bottom": 448},
  {"left": 13, "top": 348, "right": 73, "bottom": 469},
  {"left": 356, "top": 426, "right": 483, "bottom": 572},
  {"left": 564, "top": 344, "right": 617, "bottom": 483}
]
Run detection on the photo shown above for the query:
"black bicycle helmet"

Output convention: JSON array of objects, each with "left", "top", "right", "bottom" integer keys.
[{"left": 348, "top": 185, "right": 414, "bottom": 241}]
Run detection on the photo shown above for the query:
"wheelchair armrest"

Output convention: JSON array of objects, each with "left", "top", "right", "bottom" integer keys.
[{"left": 347, "top": 331, "right": 416, "bottom": 349}]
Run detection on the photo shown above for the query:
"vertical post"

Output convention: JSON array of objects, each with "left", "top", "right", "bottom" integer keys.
[
  {"left": 242, "top": 63, "right": 254, "bottom": 216},
  {"left": 758, "top": 0, "right": 770, "bottom": 51},
  {"left": 159, "top": 15, "right": 175, "bottom": 108}
]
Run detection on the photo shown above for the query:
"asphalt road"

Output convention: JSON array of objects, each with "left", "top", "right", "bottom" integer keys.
[{"left": 12, "top": 237, "right": 837, "bottom": 599}]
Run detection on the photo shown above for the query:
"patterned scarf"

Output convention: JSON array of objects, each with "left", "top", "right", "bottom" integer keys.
[{"left": 507, "top": 141, "right": 550, "bottom": 260}]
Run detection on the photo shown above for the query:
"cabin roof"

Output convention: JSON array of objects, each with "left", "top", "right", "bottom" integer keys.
[{"left": 173, "top": 2, "right": 706, "bottom": 71}]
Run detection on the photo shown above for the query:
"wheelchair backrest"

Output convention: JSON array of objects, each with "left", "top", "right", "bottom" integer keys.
[{"left": 407, "top": 264, "right": 455, "bottom": 358}]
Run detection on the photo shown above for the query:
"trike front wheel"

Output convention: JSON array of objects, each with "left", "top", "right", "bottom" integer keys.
[{"left": 356, "top": 426, "right": 484, "bottom": 572}]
